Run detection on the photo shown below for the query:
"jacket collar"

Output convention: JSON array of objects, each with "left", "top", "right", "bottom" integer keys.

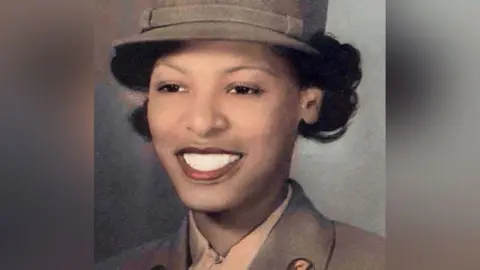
[
  {"left": 248, "top": 179, "right": 335, "bottom": 269},
  {"left": 149, "top": 179, "right": 335, "bottom": 270}
]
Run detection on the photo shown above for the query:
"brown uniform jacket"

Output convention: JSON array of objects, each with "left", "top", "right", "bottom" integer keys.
[{"left": 97, "top": 180, "right": 384, "bottom": 270}]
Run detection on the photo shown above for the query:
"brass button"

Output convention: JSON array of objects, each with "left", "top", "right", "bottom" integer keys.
[
  {"left": 287, "top": 258, "right": 314, "bottom": 270},
  {"left": 214, "top": 255, "right": 224, "bottom": 264}
]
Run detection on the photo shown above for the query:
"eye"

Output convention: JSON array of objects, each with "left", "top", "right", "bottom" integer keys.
[
  {"left": 228, "top": 84, "right": 264, "bottom": 95},
  {"left": 156, "top": 83, "right": 187, "bottom": 93}
]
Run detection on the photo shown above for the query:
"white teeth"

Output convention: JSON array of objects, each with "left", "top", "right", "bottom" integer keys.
[{"left": 182, "top": 153, "right": 241, "bottom": 171}]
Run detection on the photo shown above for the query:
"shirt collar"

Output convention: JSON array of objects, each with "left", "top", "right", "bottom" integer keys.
[{"left": 188, "top": 183, "right": 293, "bottom": 267}]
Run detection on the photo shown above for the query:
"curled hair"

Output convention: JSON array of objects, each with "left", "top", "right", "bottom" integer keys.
[{"left": 127, "top": 33, "right": 361, "bottom": 143}]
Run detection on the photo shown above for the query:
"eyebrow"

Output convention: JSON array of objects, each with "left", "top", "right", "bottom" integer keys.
[
  {"left": 223, "top": 65, "right": 279, "bottom": 78},
  {"left": 154, "top": 62, "right": 279, "bottom": 78},
  {"left": 154, "top": 62, "right": 188, "bottom": 74}
]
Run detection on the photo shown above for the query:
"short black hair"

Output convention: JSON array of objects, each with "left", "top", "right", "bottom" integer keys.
[{"left": 125, "top": 32, "right": 361, "bottom": 143}]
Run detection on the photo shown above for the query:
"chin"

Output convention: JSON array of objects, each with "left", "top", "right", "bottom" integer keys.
[
  {"left": 182, "top": 199, "right": 232, "bottom": 213},
  {"left": 177, "top": 188, "right": 240, "bottom": 213}
]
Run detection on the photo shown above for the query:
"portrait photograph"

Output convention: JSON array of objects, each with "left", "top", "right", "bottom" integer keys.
[{"left": 94, "top": 0, "right": 385, "bottom": 269}]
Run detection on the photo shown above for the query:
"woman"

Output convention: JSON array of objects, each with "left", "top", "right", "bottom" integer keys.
[{"left": 107, "top": 0, "right": 384, "bottom": 269}]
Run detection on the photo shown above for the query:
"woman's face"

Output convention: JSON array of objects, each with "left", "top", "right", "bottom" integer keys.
[{"left": 147, "top": 41, "right": 312, "bottom": 212}]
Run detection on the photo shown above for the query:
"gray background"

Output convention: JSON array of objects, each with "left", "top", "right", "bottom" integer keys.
[
  {"left": 292, "top": 0, "right": 385, "bottom": 237},
  {"left": 94, "top": 0, "right": 385, "bottom": 262}
]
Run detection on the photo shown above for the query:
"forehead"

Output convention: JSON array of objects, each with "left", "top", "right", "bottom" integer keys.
[{"left": 152, "top": 41, "right": 290, "bottom": 72}]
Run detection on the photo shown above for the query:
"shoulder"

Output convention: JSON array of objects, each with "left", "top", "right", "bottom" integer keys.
[
  {"left": 328, "top": 222, "right": 385, "bottom": 270},
  {"left": 95, "top": 237, "right": 172, "bottom": 270}
]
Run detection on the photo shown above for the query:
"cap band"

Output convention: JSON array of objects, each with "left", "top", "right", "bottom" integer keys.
[{"left": 141, "top": 4, "right": 304, "bottom": 38}]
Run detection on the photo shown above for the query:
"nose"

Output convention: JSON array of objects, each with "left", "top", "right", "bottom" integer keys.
[{"left": 185, "top": 97, "right": 228, "bottom": 137}]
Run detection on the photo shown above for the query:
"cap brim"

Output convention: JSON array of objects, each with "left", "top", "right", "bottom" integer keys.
[{"left": 110, "top": 22, "right": 318, "bottom": 91}]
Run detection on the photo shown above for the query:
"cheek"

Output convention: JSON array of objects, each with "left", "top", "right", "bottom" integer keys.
[
  {"left": 231, "top": 94, "right": 300, "bottom": 150},
  {"left": 147, "top": 98, "right": 183, "bottom": 141}
]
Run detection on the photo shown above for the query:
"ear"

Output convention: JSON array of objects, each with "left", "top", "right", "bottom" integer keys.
[{"left": 299, "top": 87, "right": 323, "bottom": 124}]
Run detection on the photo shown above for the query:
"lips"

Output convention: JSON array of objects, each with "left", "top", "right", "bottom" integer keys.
[{"left": 175, "top": 147, "right": 244, "bottom": 181}]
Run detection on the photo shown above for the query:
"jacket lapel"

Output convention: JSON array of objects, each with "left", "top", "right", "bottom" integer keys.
[
  {"left": 249, "top": 180, "right": 335, "bottom": 270},
  {"left": 146, "top": 180, "right": 335, "bottom": 270},
  {"left": 148, "top": 217, "right": 190, "bottom": 270}
]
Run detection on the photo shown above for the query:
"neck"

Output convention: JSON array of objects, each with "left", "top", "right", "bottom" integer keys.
[{"left": 192, "top": 180, "right": 289, "bottom": 256}]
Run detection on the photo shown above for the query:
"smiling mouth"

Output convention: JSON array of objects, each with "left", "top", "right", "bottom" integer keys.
[{"left": 175, "top": 147, "right": 244, "bottom": 181}]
